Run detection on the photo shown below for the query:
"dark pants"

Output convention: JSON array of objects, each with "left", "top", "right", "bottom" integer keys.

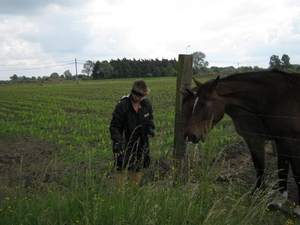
[{"left": 115, "top": 144, "right": 150, "bottom": 172}]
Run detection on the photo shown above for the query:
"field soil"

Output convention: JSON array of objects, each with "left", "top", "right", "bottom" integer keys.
[{"left": 0, "top": 136, "right": 298, "bottom": 206}]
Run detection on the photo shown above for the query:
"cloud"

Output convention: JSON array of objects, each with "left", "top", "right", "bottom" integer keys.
[
  {"left": 0, "top": 0, "right": 300, "bottom": 80},
  {"left": 0, "top": 0, "right": 89, "bottom": 15}
]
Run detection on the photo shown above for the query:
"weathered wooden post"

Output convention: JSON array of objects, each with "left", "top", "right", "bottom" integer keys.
[{"left": 173, "top": 54, "right": 193, "bottom": 185}]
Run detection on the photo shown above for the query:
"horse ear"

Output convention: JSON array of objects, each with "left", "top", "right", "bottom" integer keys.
[
  {"left": 178, "top": 88, "right": 197, "bottom": 96},
  {"left": 192, "top": 77, "right": 202, "bottom": 87},
  {"left": 178, "top": 88, "right": 186, "bottom": 95},
  {"left": 208, "top": 76, "right": 220, "bottom": 91},
  {"left": 186, "top": 88, "right": 197, "bottom": 96}
]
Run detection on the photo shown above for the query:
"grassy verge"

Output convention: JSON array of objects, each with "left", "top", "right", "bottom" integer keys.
[{"left": 0, "top": 134, "right": 281, "bottom": 225}]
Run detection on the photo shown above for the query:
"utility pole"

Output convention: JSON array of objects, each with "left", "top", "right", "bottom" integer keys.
[{"left": 75, "top": 58, "right": 78, "bottom": 83}]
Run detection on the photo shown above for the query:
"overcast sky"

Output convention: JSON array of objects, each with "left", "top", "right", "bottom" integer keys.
[{"left": 0, "top": 0, "right": 299, "bottom": 80}]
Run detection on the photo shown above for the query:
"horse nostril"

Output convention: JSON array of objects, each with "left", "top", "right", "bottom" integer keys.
[{"left": 188, "top": 134, "right": 197, "bottom": 143}]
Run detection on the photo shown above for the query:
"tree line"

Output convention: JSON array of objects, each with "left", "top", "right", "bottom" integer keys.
[
  {"left": 88, "top": 58, "right": 178, "bottom": 79},
  {"left": 3, "top": 52, "right": 300, "bottom": 84}
]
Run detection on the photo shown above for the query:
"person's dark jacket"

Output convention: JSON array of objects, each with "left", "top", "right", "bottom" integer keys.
[{"left": 110, "top": 94, "right": 155, "bottom": 151}]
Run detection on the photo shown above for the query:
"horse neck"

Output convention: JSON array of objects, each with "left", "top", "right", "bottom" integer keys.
[
  {"left": 217, "top": 80, "right": 273, "bottom": 115},
  {"left": 216, "top": 71, "right": 300, "bottom": 116}
]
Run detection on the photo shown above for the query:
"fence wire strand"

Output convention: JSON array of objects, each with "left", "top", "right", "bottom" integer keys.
[{"left": 212, "top": 112, "right": 300, "bottom": 160}]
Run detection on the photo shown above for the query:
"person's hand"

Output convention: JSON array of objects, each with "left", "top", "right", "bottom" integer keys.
[
  {"left": 147, "top": 129, "right": 155, "bottom": 138},
  {"left": 113, "top": 142, "right": 123, "bottom": 158},
  {"left": 114, "top": 152, "right": 123, "bottom": 158}
]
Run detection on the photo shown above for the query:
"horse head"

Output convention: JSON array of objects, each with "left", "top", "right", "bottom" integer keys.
[
  {"left": 179, "top": 86, "right": 197, "bottom": 139},
  {"left": 187, "top": 76, "right": 226, "bottom": 143}
]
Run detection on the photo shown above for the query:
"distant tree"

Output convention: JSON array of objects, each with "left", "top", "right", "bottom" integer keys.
[
  {"left": 153, "top": 67, "right": 161, "bottom": 77},
  {"left": 50, "top": 72, "right": 59, "bottom": 79},
  {"left": 161, "top": 67, "right": 167, "bottom": 77},
  {"left": 281, "top": 54, "right": 291, "bottom": 69},
  {"left": 91, "top": 61, "right": 101, "bottom": 79},
  {"left": 130, "top": 58, "right": 143, "bottom": 77},
  {"left": 165, "top": 65, "right": 177, "bottom": 76},
  {"left": 238, "top": 66, "right": 253, "bottom": 72},
  {"left": 212, "top": 67, "right": 220, "bottom": 73},
  {"left": 100, "top": 60, "right": 114, "bottom": 79},
  {"left": 120, "top": 58, "right": 132, "bottom": 77},
  {"left": 192, "top": 51, "right": 209, "bottom": 72},
  {"left": 21, "top": 76, "right": 29, "bottom": 83},
  {"left": 253, "top": 66, "right": 261, "bottom": 71},
  {"left": 269, "top": 55, "right": 281, "bottom": 69},
  {"left": 63, "top": 70, "right": 72, "bottom": 79},
  {"left": 10, "top": 74, "right": 18, "bottom": 82},
  {"left": 42, "top": 76, "right": 49, "bottom": 81},
  {"left": 82, "top": 60, "right": 94, "bottom": 76},
  {"left": 110, "top": 59, "right": 123, "bottom": 78}
]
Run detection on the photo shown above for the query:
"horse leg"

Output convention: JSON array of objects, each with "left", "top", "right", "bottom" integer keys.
[
  {"left": 244, "top": 137, "right": 265, "bottom": 191},
  {"left": 288, "top": 153, "right": 300, "bottom": 216},
  {"left": 271, "top": 140, "right": 277, "bottom": 157},
  {"left": 268, "top": 142, "right": 290, "bottom": 209},
  {"left": 278, "top": 155, "right": 289, "bottom": 193}
]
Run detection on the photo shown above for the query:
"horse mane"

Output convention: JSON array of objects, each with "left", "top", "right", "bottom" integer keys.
[{"left": 222, "top": 69, "right": 300, "bottom": 86}]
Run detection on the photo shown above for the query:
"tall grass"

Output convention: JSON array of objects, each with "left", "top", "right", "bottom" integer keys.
[{"left": 0, "top": 133, "right": 277, "bottom": 224}]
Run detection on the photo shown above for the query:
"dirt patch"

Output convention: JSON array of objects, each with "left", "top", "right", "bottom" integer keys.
[{"left": 0, "top": 135, "right": 58, "bottom": 187}]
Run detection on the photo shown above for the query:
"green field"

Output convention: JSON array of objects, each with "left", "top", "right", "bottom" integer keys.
[{"left": 0, "top": 77, "right": 298, "bottom": 224}]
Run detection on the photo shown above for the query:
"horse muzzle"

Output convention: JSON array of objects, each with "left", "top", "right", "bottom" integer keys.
[{"left": 187, "top": 133, "right": 205, "bottom": 143}]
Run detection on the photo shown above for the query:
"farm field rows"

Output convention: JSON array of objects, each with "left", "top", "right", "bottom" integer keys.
[{"left": 0, "top": 77, "right": 298, "bottom": 224}]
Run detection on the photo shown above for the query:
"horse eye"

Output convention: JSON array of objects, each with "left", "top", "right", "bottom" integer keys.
[{"left": 200, "top": 102, "right": 206, "bottom": 107}]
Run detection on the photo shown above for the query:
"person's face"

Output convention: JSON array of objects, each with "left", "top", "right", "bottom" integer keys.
[{"left": 132, "top": 93, "right": 145, "bottom": 103}]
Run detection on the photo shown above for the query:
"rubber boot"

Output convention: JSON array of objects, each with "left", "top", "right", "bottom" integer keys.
[{"left": 132, "top": 172, "right": 141, "bottom": 186}]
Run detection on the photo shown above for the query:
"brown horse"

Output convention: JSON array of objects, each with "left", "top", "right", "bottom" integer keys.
[
  {"left": 184, "top": 69, "right": 300, "bottom": 215},
  {"left": 180, "top": 83, "right": 268, "bottom": 191}
]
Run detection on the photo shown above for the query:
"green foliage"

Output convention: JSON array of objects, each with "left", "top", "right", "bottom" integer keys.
[
  {"left": 269, "top": 54, "right": 293, "bottom": 70},
  {"left": 108, "top": 58, "right": 178, "bottom": 79},
  {"left": 91, "top": 60, "right": 101, "bottom": 79},
  {"left": 82, "top": 60, "right": 94, "bottom": 76},
  {"left": 50, "top": 72, "right": 59, "bottom": 79},
  {"left": 192, "top": 51, "right": 209, "bottom": 73}
]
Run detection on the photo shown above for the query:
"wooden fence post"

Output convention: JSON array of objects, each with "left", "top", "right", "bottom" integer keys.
[{"left": 173, "top": 54, "right": 193, "bottom": 185}]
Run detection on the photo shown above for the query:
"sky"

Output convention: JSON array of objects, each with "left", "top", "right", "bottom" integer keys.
[{"left": 0, "top": 0, "right": 299, "bottom": 81}]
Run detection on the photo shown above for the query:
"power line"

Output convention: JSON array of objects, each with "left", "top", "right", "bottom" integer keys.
[
  {"left": 0, "top": 60, "right": 74, "bottom": 67},
  {"left": 0, "top": 59, "right": 87, "bottom": 72},
  {"left": 0, "top": 63, "right": 74, "bottom": 72}
]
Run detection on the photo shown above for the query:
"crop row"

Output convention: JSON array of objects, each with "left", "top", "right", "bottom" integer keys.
[{"left": 0, "top": 78, "right": 180, "bottom": 160}]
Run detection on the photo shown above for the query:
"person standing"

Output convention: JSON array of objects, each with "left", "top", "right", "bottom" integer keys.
[{"left": 110, "top": 80, "right": 155, "bottom": 185}]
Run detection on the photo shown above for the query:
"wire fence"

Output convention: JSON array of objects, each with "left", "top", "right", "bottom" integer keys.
[{"left": 216, "top": 112, "right": 300, "bottom": 160}]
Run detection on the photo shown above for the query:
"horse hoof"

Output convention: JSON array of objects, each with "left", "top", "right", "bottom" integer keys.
[
  {"left": 267, "top": 202, "right": 282, "bottom": 211},
  {"left": 267, "top": 190, "right": 288, "bottom": 210},
  {"left": 293, "top": 207, "right": 300, "bottom": 217}
]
